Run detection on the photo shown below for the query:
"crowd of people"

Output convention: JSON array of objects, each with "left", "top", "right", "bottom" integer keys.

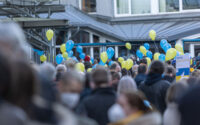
[{"left": 1, "top": 22, "right": 200, "bottom": 125}]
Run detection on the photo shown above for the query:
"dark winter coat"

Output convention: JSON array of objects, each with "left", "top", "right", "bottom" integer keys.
[
  {"left": 77, "top": 87, "right": 116, "bottom": 125},
  {"left": 135, "top": 74, "right": 146, "bottom": 87},
  {"left": 139, "top": 73, "right": 170, "bottom": 114}
]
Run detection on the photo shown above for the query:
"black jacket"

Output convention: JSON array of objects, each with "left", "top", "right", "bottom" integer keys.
[
  {"left": 139, "top": 73, "right": 170, "bottom": 114},
  {"left": 77, "top": 87, "right": 116, "bottom": 125},
  {"left": 162, "top": 75, "right": 175, "bottom": 83},
  {"left": 135, "top": 74, "right": 146, "bottom": 87}
]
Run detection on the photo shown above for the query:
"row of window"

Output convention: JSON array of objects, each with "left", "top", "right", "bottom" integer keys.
[
  {"left": 80, "top": 0, "right": 200, "bottom": 16},
  {"left": 117, "top": 0, "right": 200, "bottom": 15}
]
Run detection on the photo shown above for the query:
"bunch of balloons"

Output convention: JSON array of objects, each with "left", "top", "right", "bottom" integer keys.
[
  {"left": 160, "top": 39, "right": 171, "bottom": 53},
  {"left": 46, "top": 29, "right": 54, "bottom": 41},
  {"left": 77, "top": 45, "right": 86, "bottom": 60},
  {"left": 136, "top": 43, "right": 150, "bottom": 59},
  {"left": 121, "top": 58, "right": 133, "bottom": 70}
]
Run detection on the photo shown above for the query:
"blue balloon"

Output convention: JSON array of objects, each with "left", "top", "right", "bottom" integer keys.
[
  {"left": 91, "top": 57, "right": 94, "bottom": 64},
  {"left": 136, "top": 50, "right": 143, "bottom": 59},
  {"left": 99, "top": 60, "right": 105, "bottom": 66},
  {"left": 146, "top": 51, "right": 153, "bottom": 59},
  {"left": 109, "top": 61, "right": 114, "bottom": 66},
  {"left": 79, "top": 53, "right": 86, "bottom": 59},
  {"left": 163, "top": 43, "right": 171, "bottom": 52},
  {"left": 66, "top": 40, "right": 74, "bottom": 52},
  {"left": 76, "top": 45, "right": 83, "bottom": 53},
  {"left": 56, "top": 54, "right": 63, "bottom": 64},
  {"left": 68, "top": 50, "right": 73, "bottom": 57},
  {"left": 107, "top": 47, "right": 115, "bottom": 59},
  {"left": 160, "top": 39, "right": 168, "bottom": 49},
  {"left": 159, "top": 54, "right": 165, "bottom": 62},
  {"left": 144, "top": 43, "right": 150, "bottom": 50}
]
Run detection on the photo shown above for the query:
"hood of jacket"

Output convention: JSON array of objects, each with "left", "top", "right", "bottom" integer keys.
[{"left": 144, "top": 73, "right": 162, "bottom": 86}]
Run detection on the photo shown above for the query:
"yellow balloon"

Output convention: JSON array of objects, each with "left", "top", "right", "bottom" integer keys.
[
  {"left": 139, "top": 46, "right": 147, "bottom": 55},
  {"left": 46, "top": 29, "right": 54, "bottom": 41},
  {"left": 60, "top": 44, "right": 66, "bottom": 53},
  {"left": 149, "top": 30, "right": 156, "bottom": 41},
  {"left": 62, "top": 52, "right": 68, "bottom": 59},
  {"left": 100, "top": 52, "right": 108, "bottom": 63},
  {"left": 87, "top": 68, "right": 92, "bottom": 72},
  {"left": 121, "top": 61, "right": 126, "bottom": 69},
  {"left": 166, "top": 48, "right": 177, "bottom": 61},
  {"left": 40, "top": 55, "right": 47, "bottom": 62},
  {"left": 118, "top": 57, "right": 124, "bottom": 63},
  {"left": 190, "top": 59, "right": 193, "bottom": 65},
  {"left": 154, "top": 52, "right": 160, "bottom": 60},
  {"left": 126, "top": 59, "right": 133, "bottom": 70},
  {"left": 175, "top": 44, "right": 184, "bottom": 53},
  {"left": 146, "top": 57, "right": 151, "bottom": 66},
  {"left": 125, "top": 43, "right": 131, "bottom": 50},
  {"left": 76, "top": 63, "right": 85, "bottom": 72}
]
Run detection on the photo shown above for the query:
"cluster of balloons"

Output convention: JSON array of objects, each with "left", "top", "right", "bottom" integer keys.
[
  {"left": 118, "top": 57, "right": 133, "bottom": 70},
  {"left": 136, "top": 43, "right": 150, "bottom": 59},
  {"left": 98, "top": 47, "right": 115, "bottom": 66},
  {"left": 76, "top": 46, "right": 86, "bottom": 60}
]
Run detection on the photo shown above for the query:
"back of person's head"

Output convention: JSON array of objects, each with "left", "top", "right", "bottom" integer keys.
[
  {"left": 9, "top": 60, "right": 37, "bottom": 112},
  {"left": 64, "top": 59, "right": 76, "bottom": 69},
  {"left": 111, "top": 71, "right": 120, "bottom": 81},
  {"left": 39, "top": 62, "right": 56, "bottom": 81},
  {"left": 149, "top": 60, "right": 165, "bottom": 74},
  {"left": 166, "top": 82, "right": 188, "bottom": 104},
  {"left": 91, "top": 66, "right": 111, "bottom": 87},
  {"left": 191, "top": 69, "right": 200, "bottom": 78},
  {"left": 121, "top": 91, "right": 151, "bottom": 113},
  {"left": 56, "top": 64, "right": 67, "bottom": 73},
  {"left": 117, "top": 76, "right": 137, "bottom": 95},
  {"left": 0, "top": 22, "right": 30, "bottom": 60},
  {"left": 165, "top": 65, "right": 176, "bottom": 77},
  {"left": 139, "top": 58, "right": 147, "bottom": 65},
  {"left": 187, "top": 77, "right": 200, "bottom": 86},
  {"left": 121, "top": 68, "right": 128, "bottom": 76},
  {"left": 138, "top": 64, "right": 147, "bottom": 74},
  {"left": 110, "top": 63, "right": 117, "bottom": 71}
]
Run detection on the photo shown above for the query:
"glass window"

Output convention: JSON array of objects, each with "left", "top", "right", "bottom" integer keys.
[
  {"left": 159, "top": 0, "right": 179, "bottom": 12},
  {"left": 94, "top": 47, "right": 99, "bottom": 59},
  {"left": 183, "top": 0, "right": 200, "bottom": 10},
  {"left": 82, "top": 0, "right": 96, "bottom": 12},
  {"left": 71, "top": 30, "right": 89, "bottom": 43},
  {"left": 117, "top": 0, "right": 129, "bottom": 14},
  {"left": 131, "top": 0, "right": 151, "bottom": 14},
  {"left": 93, "top": 35, "right": 99, "bottom": 43}
]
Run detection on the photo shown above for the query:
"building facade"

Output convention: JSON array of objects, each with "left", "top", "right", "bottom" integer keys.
[{"left": 50, "top": 0, "right": 200, "bottom": 59}]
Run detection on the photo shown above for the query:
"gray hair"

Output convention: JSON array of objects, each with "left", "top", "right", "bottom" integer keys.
[
  {"left": 56, "top": 64, "right": 67, "bottom": 73},
  {"left": 117, "top": 76, "right": 137, "bottom": 95},
  {"left": 39, "top": 62, "right": 56, "bottom": 81},
  {"left": 0, "top": 22, "right": 30, "bottom": 60}
]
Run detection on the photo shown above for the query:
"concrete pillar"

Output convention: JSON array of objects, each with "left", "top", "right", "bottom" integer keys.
[
  {"left": 67, "top": 29, "right": 71, "bottom": 40},
  {"left": 89, "top": 32, "right": 94, "bottom": 58},
  {"left": 115, "top": 46, "right": 118, "bottom": 58},
  {"left": 190, "top": 44, "right": 195, "bottom": 58},
  {"left": 151, "top": 0, "right": 159, "bottom": 14}
]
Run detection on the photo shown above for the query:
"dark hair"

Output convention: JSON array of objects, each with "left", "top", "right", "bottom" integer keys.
[
  {"left": 149, "top": 61, "right": 165, "bottom": 74},
  {"left": 121, "top": 68, "right": 128, "bottom": 77},
  {"left": 111, "top": 71, "right": 120, "bottom": 81},
  {"left": 165, "top": 65, "right": 176, "bottom": 77},
  {"left": 138, "top": 64, "right": 147, "bottom": 74},
  {"left": 110, "top": 63, "right": 117, "bottom": 70},
  {"left": 139, "top": 58, "right": 147, "bottom": 65},
  {"left": 91, "top": 67, "right": 111, "bottom": 86},
  {"left": 122, "top": 91, "right": 151, "bottom": 113},
  {"left": 85, "top": 72, "right": 92, "bottom": 88}
]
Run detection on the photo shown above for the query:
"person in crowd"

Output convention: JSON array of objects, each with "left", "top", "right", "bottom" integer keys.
[
  {"left": 55, "top": 64, "right": 67, "bottom": 82},
  {"left": 57, "top": 70, "right": 84, "bottom": 110},
  {"left": 178, "top": 84, "right": 200, "bottom": 125},
  {"left": 108, "top": 91, "right": 161, "bottom": 125},
  {"left": 110, "top": 62, "right": 121, "bottom": 73},
  {"left": 64, "top": 59, "right": 76, "bottom": 70},
  {"left": 139, "top": 58, "right": 147, "bottom": 65},
  {"left": 163, "top": 82, "right": 188, "bottom": 125},
  {"left": 84, "top": 55, "right": 92, "bottom": 70},
  {"left": 190, "top": 69, "right": 200, "bottom": 77},
  {"left": 139, "top": 60, "right": 170, "bottom": 114},
  {"left": 135, "top": 64, "right": 147, "bottom": 87},
  {"left": 163, "top": 65, "right": 176, "bottom": 83},
  {"left": 77, "top": 67, "right": 116, "bottom": 125},
  {"left": 110, "top": 71, "right": 121, "bottom": 91},
  {"left": 117, "top": 76, "right": 137, "bottom": 95},
  {"left": 121, "top": 68, "right": 129, "bottom": 77},
  {"left": 131, "top": 65, "right": 139, "bottom": 78},
  {"left": 39, "top": 62, "right": 56, "bottom": 81}
]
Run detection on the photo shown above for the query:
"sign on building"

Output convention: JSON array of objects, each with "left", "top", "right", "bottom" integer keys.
[{"left": 176, "top": 55, "right": 190, "bottom": 81}]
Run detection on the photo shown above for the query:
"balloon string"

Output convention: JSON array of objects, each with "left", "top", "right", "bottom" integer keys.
[{"left": 153, "top": 40, "right": 159, "bottom": 52}]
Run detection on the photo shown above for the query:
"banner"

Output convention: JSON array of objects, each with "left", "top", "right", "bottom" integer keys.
[{"left": 176, "top": 55, "right": 190, "bottom": 81}]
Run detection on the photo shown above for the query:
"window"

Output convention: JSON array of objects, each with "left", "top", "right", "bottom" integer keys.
[
  {"left": 82, "top": 0, "right": 96, "bottom": 13},
  {"left": 159, "top": 0, "right": 179, "bottom": 12},
  {"left": 183, "top": 0, "right": 200, "bottom": 10},
  {"left": 116, "top": 0, "right": 151, "bottom": 15},
  {"left": 131, "top": 0, "right": 151, "bottom": 14}
]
